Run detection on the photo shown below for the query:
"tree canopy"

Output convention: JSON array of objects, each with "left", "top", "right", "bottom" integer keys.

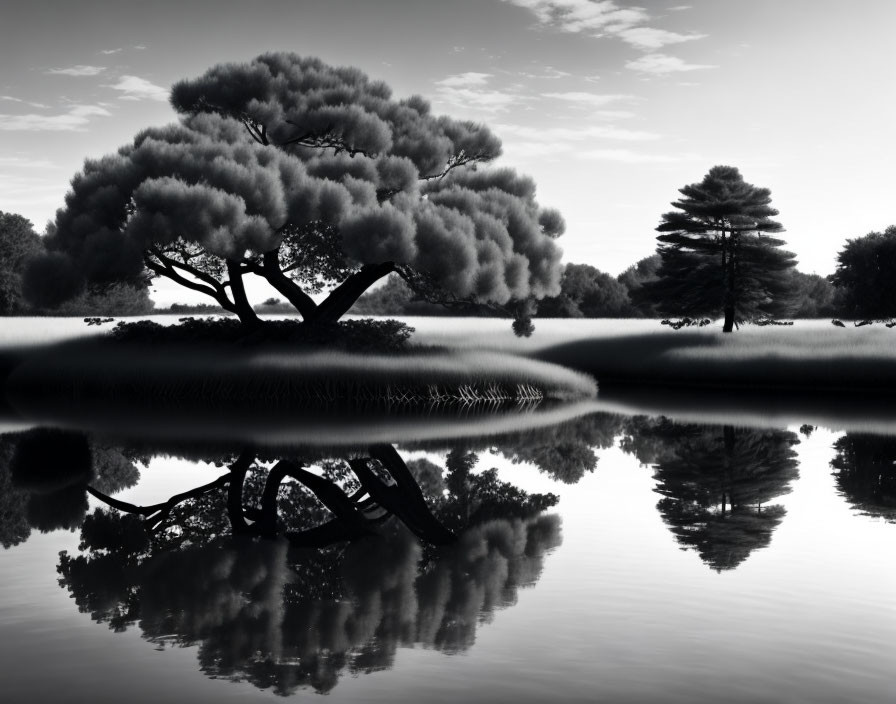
[
  {"left": 537, "top": 263, "right": 637, "bottom": 318},
  {"left": 831, "top": 226, "right": 896, "bottom": 319},
  {"left": 24, "top": 53, "right": 564, "bottom": 334},
  {"left": 636, "top": 166, "right": 796, "bottom": 332},
  {"left": 0, "top": 211, "right": 43, "bottom": 315}
]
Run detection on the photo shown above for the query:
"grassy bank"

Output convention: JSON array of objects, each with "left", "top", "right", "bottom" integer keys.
[
  {"left": 4, "top": 315, "right": 896, "bottom": 394},
  {"left": 531, "top": 324, "right": 896, "bottom": 392},
  {"left": 4, "top": 339, "right": 596, "bottom": 412}
]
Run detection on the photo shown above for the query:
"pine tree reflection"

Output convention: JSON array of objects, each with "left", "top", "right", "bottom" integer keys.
[
  {"left": 831, "top": 433, "right": 896, "bottom": 521},
  {"left": 620, "top": 419, "right": 800, "bottom": 571},
  {"left": 56, "top": 444, "right": 561, "bottom": 695}
]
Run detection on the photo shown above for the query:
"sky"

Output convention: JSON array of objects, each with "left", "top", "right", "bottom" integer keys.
[{"left": 2, "top": 0, "right": 896, "bottom": 305}]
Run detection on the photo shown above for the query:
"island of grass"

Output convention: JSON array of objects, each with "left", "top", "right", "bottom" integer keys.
[{"left": 1, "top": 317, "right": 597, "bottom": 416}]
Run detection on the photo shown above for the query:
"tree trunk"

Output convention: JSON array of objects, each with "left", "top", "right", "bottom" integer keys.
[
  {"left": 226, "top": 259, "right": 262, "bottom": 330},
  {"left": 310, "top": 261, "right": 397, "bottom": 324},
  {"left": 259, "top": 250, "right": 319, "bottom": 320},
  {"left": 722, "top": 306, "right": 735, "bottom": 333}
]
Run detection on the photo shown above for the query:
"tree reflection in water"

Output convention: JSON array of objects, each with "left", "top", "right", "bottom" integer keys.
[
  {"left": 831, "top": 433, "right": 896, "bottom": 521},
  {"left": 0, "top": 428, "right": 139, "bottom": 548},
  {"left": 620, "top": 419, "right": 800, "bottom": 571},
  {"left": 14, "top": 435, "right": 565, "bottom": 696}
]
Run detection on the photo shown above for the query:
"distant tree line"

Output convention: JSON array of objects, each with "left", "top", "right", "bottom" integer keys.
[
  {"left": 0, "top": 210, "right": 152, "bottom": 317},
  {"left": 352, "top": 166, "right": 896, "bottom": 324},
  {"left": 5, "top": 173, "right": 896, "bottom": 323},
  {"left": 351, "top": 256, "right": 847, "bottom": 320}
]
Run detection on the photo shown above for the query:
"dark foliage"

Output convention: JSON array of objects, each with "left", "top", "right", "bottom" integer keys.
[
  {"left": 636, "top": 166, "right": 796, "bottom": 331},
  {"left": 619, "top": 419, "right": 800, "bottom": 571},
  {"left": 108, "top": 316, "right": 414, "bottom": 352},
  {"left": 831, "top": 226, "right": 896, "bottom": 319},
  {"left": 26, "top": 53, "right": 564, "bottom": 336},
  {"left": 0, "top": 211, "right": 43, "bottom": 315},
  {"left": 831, "top": 433, "right": 896, "bottom": 521},
  {"left": 537, "top": 263, "right": 637, "bottom": 318}
]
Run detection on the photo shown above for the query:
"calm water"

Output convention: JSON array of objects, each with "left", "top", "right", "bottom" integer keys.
[{"left": 1, "top": 393, "right": 894, "bottom": 704}]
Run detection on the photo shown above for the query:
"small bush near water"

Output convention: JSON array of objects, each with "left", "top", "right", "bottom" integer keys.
[{"left": 108, "top": 317, "right": 414, "bottom": 352}]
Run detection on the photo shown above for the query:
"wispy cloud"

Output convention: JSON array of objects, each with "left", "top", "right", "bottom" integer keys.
[
  {"left": 0, "top": 155, "right": 60, "bottom": 169},
  {"left": 616, "top": 27, "right": 705, "bottom": 51},
  {"left": 104, "top": 75, "right": 169, "bottom": 101},
  {"left": 518, "top": 66, "right": 572, "bottom": 79},
  {"left": 1, "top": 95, "right": 50, "bottom": 109},
  {"left": 542, "top": 91, "right": 634, "bottom": 108},
  {"left": 577, "top": 147, "right": 701, "bottom": 163},
  {"left": 626, "top": 53, "right": 715, "bottom": 74},
  {"left": 495, "top": 122, "right": 660, "bottom": 158},
  {"left": 500, "top": 123, "right": 659, "bottom": 142},
  {"left": 436, "top": 72, "right": 492, "bottom": 88},
  {"left": 46, "top": 65, "right": 106, "bottom": 77},
  {"left": 503, "top": 0, "right": 647, "bottom": 36},
  {"left": 100, "top": 48, "right": 123, "bottom": 55},
  {"left": 434, "top": 73, "right": 525, "bottom": 113},
  {"left": 668, "top": 5, "right": 693, "bottom": 11},
  {"left": 0, "top": 105, "right": 111, "bottom": 131},
  {"left": 502, "top": 0, "right": 706, "bottom": 49}
]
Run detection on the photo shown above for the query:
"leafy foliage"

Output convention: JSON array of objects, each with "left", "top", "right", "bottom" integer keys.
[
  {"left": 25, "top": 53, "right": 564, "bottom": 335},
  {"left": 831, "top": 226, "right": 896, "bottom": 319},
  {"left": 538, "top": 263, "right": 637, "bottom": 318},
  {"left": 0, "top": 211, "right": 43, "bottom": 315}
]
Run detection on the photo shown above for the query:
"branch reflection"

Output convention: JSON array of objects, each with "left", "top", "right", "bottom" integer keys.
[{"left": 0, "top": 430, "right": 567, "bottom": 696}]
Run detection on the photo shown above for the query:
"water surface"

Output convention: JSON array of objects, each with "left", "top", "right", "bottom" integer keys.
[{"left": 1, "top": 398, "right": 893, "bottom": 703}]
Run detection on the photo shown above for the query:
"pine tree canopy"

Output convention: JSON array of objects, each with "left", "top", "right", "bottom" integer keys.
[{"left": 637, "top": 165, "right": 796, "bottom": 331}]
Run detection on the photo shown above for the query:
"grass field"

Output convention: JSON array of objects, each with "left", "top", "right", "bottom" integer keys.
[{"left": 406, "top": 317, "right": 896, "bottom": 393}]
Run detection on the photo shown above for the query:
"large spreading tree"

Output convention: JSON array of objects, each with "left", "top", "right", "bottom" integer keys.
[
  {"left": 637, "top": 165, "right": 796, "bottom": 332},
  {"left": 24, "top": 53, "right": 564, "bottom": 334},
  {"left": 830, "top": 226, "right": 896, "bottom": 319}
]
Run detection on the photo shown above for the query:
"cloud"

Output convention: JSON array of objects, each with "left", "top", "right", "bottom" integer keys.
[
  {"left": 577, "top": 148, "right": 701, "bottom": 163},
  {"left": 46, "top": 65, "right": 106, "bottom": 77},
  {"left": 542, "top": 91, "right": 634, "bottom": 108},
  {"left": 436, "top": 72, "right": 493, "bottom": 88},
  {"left": 503, "top": 0, "right": 648, "bottom": 35},
  {"left": 1, "top": 95, "right": 50, "bottom": 109},
  {"left": 626, "top": 53, "right": 715, "bottom": 74},
  {"left": 518, "top": 66, "right": 572, "bottom": 79},
  {"left": 502, "top": 0, "right": 707, "bottom": 49},
  {"left": 434, "top": 73, "right": 524, "bottom": 113},
  {"left": 498, "top": 122, "right": 659, "bottom": 143},
  {"left": 100, "top": 48, "right": 123, "bottom": 55},
  {"left": 668, "top": 5, "right": 693, "bottom": 10},
  {"left": 494, "top": 122, "right": 661, "bottom": 158},
  {"left": 104, "top": 75, "right": 169, "bottom": 101},
  {"left": 615, "top": 27, "right": 705, "bottom": 50},
  {"left": 0, "top": 104, "right": 111, "bottom": 131},
  {"left": 0, "top": 155, "right": 60, "bottom": 169}
]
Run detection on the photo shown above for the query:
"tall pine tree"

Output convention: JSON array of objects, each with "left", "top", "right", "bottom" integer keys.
[{"left": 638, "top": 166, "right": 796, "bottom": 332}]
